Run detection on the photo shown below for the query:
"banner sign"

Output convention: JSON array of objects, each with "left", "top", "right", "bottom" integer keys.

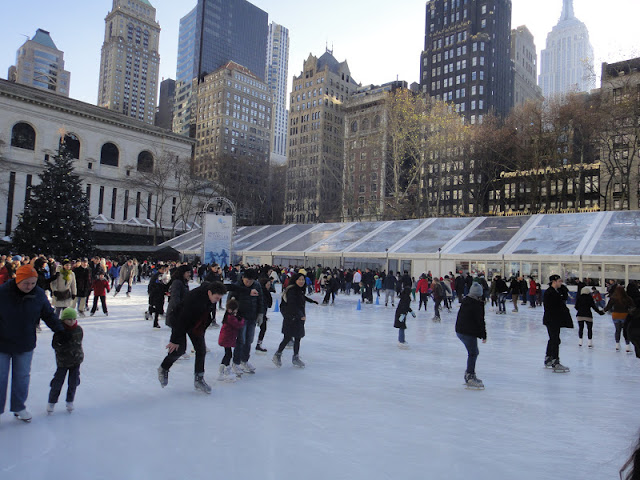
[{"left": 203, "top": 213, "right": 232, "bottom": 267}]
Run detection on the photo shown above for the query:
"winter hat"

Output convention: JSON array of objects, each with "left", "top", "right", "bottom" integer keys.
[
  {"left": 60, "top": 307, "right": 77, "bottom": 322},
  {"left": 468, "top": 282, "right": 483, "bottom": 299},
  {"left": 15, "top": 265, "right": 38, "bottom": 285},
  {"left": 581, "top": 286, "right": 592, "bottom": 295},
  {"left": 11, "top": 255, "right": 22, "bottom": 262}
]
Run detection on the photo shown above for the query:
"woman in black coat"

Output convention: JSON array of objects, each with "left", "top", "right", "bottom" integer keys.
[
  {"left": 575, "top": 286, "right": 604, "bottom": 347},
  {"left": 255, "top": 276, "right": 273, "bottom": 353},
  {"left": 272, "top": 273, "right": 317, "bottom": 368},
  {"left": 165, "top": 265, "right": 191, "bottom": 328},
  {"left": 394, "top": 287, "right": 414, "bottom": 347},
  {"left": 455, "top": 282, "right": 486, "bottom": 388}
]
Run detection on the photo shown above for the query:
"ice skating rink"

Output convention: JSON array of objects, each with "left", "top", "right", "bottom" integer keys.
[{"left": 1, "top": 282, "right": 638, "bottom": 480}]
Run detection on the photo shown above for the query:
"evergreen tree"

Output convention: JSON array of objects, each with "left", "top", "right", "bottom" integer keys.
[{"left": 12, "top": 148, "right": 93, "bottom": 257}]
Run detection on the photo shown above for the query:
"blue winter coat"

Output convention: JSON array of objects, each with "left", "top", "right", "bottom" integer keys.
[{"left": 0, "top": 281, "right": 63, "bottom": 353}]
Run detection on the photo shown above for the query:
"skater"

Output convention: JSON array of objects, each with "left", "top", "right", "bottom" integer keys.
[
  {"left": 604, "top": 285, "right": 635, "bottom": 352},
  {"left": 509, "top": 276, "right": 522, "bottom": 312},
  {"left": 575, "top": 286, "right": 604, "bottom": 347},
  {"left": 255, "top": 276, "right": 273, "bottom": 353},
  {"left": 90, "top": 270, "right": 110, "bottom": 316},
  {"left": 165, "top": 265, "right": 191, "bottom": 328},
  {"left": 0, "top": 265, "right": 64, "bottom": 422},
  {"left": 455, "top": 282, "right": 486, "bottom": 389},
  {"left": 528, "top": 277, "right": 537, "bottom": 308},
  {"left": 543, "top": 275, "right": 574, "bottom": 372},
  {"left": 382, "top": 270, "right": 397, "bottom": 307},
  {"left": 272, "top": 273, "right": 318, "bottom": 368},
  {"left": 50, "top": 259, "right": 77, "bottom": 317},
  {"left": 217, "top": 299, "right": 245, "bottom": 382},
  {"left": 158, "top": 282, "right": 226, "bottom": 393},
  {"left": 113, "top": 259, "right": 135, "bottom": 297},
  {"left": 147, "top": 264, "right": 169, "bottom": 328},
  {"left": 394, "top": 286, "right": 415, "bottom": 348},
  {"left": 416, "top": 274, "right": 430, "bottom": 311},
  {"left": 47, "top": 308, "right": 84, "bottom": 414},
  {"left": 72, "top": 258, "right": 92, "bottom": 316},
  {"left": 495, "top": 275, "right": 508, "bottom": 314},
  {"left": 431, "top": 277, "right": 443, "bottom": 321},
  {"left": 225, "top": 268, "right": 263, "bottom": 375}
]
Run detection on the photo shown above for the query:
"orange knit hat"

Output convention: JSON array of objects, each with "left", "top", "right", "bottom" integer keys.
[{"left": 15, "top": 265, "right": 38, "bottom": 285}]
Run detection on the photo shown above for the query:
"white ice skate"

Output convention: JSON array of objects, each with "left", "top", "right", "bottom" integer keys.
[
  {"left": 398, "top": 341, "right": 410, "bottom": 349},
  {"left": 46, "top": 403, "right": 55, "bottom": 414},
  {"left": 241, "top": 361, "right": 256, "bottom": 373},
  {"left": 231, "top": 363, "right": 244, "bottom": 377},
  {"left": 14, "top": 409, "right": 32, "bottom": 422},
  {"left": 552, "top": 362, "right": 570, "bottom": 373},
  {"left": 292, "top": 355, "right": 306, "bottom": 368},
  {"left": 464, "top": 373, "right": 484, "bottom": 390}
]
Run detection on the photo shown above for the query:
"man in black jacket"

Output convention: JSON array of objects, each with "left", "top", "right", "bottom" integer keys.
[
  {"left": 158, "top": 281, "right": 226, "bottom": 393},
  {"left": 543, "top": 275, "right": 574, "bottom": 372}
]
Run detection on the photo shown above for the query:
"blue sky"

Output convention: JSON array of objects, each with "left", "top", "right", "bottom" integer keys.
[{"left": 1, "top": 0, "right": 638, "bottom": 105}]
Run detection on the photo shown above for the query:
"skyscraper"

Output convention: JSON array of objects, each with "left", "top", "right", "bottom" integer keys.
[
  {"left": 10, "top": 29, "right": 70, "bottom": 96},
  {"left": 97, "top": 0, "right": 161, "bottom": 125},
  {"left": 511, "top": 26, "right": 542, "bottom": 107},
  {"left": 285, "top": 50, "right": 358, "bottom": 223},
  {"left": 539, "top": 0, "right": 595, "bottom": 99},
  {"left": 173, "top": 0, "right": 268, "bottom": 136},
  {"left": 266, "top": 22, "right": 290, "bottom": 165},
  {"left": 419, "top": 0, "right": 513, "bottom": 122}
]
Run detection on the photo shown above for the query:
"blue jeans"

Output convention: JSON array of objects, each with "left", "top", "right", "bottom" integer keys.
[
  {"left": 398, "top": 328, "right": 405, "bottom": 343},
  {"left": 0, "top": 350, "right": 34, "bottom": 414},
  {"left": 234, "top": 319, "right": 257, "bottom": 364},
  {"left": 456, "top": 333, "right": 479, "bottom": 374},
  {"left": 498, "top": 293, "right": 507, "bottom": 312}
]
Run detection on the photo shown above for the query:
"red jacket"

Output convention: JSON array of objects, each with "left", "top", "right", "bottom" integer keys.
[
  {"left": 529, "top": 279, "right": 537, "bottom": 295},
  {"left": 92, "top": 278, "right": 110, "bottom": 296},
  {"left": 416, "top": 278, "right": 430, "bottom": 294},
  {"left": 218, "top": 313, "right": 245, "bottom": 348}
]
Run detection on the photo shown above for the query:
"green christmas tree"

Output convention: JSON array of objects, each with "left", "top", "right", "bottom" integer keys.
[{"left": 12, "top": 147, "right": 93, "bottom": 257}]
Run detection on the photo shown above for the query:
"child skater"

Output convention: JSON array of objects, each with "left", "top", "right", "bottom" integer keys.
[
  {"left": 47, "top": 308, "right": 84, "bottom": 413},
  {"left": 455, "top": 282, "right": 486, "bottom": 389},
  {"left": 394, "top": 286, "right": 416, "bottom": 348},
  {"left": 90, "top": 270, "right": 110, "bottom": 316},
  {"left": 217, "top": 299, "right": 245, "bottom": 381}
]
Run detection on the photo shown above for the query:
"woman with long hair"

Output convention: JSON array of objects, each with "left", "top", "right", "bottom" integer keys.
[{"left": 605, "top": 285, "right": 635, "bottom": 352}]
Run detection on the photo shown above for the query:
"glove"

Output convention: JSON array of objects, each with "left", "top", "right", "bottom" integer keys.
[
  {"left": 399, "top": 314, "right": 406, "bottom": 323},
  {"left": 410, "top": 311, "right": 416, "bottom": 318},
  {"left": 256, "top": 314, "right": 264, "bottom": 327}
]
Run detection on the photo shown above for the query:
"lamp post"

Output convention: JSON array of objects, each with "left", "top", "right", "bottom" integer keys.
[
  {"left": 385, "top": 248, "right": 389, "bottom": 274},
  {"left": 438, "top": 247, "right": 442, "bottom": 278}
]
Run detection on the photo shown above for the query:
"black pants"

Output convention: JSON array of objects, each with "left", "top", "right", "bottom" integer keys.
[
  {"left": 91, "top": 295, "right": 108, "bottom": 314},
  {"left": 419, "top": 292, "right": 428, "bottom": 310},
  {"left": 546, "top": 325, "right": 561, "bottom": 360},
  {"left": 221, "top": 347, "right": 233, "bottom": 366},
  {"left": 277, "top": 336, "right": 301, "bottom": 356},
  {"left": 578, "top": 320, "right": 593, "bottom": 340},
  {"left": 48, "top": 365, "right": 80, "bottom": 404},
  {"left": 161, "top": 332, "right": 206, "bottom": 374},
  {"left": 323, "top": 290, "right": 335, "bottom": 304},
  {"left": 258, "top": 318, "right": 267, "bottom": 343}
]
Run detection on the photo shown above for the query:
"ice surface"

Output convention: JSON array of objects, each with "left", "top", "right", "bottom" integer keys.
[{"left": 0, "top": 283, "right": 638, "bottom": 480}]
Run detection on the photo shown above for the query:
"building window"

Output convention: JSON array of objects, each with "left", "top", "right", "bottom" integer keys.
[
  {"left": 137, "top": 151, "right": 154, "bottom": 172},
  {"left": 100, "top": 143, "right": 119, "bottom": 166},
  {"left": 11, "top": 122, "right": 36, "bottom": 150}
]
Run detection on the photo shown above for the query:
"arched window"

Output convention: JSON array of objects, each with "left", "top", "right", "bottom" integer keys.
[
  {"left": 137, "top": 151, "right": 153, "bottom": 173},
  {"left": 100, "top": 143, "right": 119, "bottom": 167},
  {"left": 351, "top": 121, "right": 358, "bottom": 133},
  {"left": 59, "top": 133, "right": 80, "bottom": 159},
  {"left": 373, "top": 115, "right": 381, "bottom": 128},
  {"left": 11, "top": 122, "right": 36, "bottom": 150},
  {"left": 361, "top": 118, "right": 370, "bottom": 130}
]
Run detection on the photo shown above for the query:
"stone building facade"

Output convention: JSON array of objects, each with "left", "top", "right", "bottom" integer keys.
[{"left": 0, "top": 79, "right": 199, "bottom": 244}]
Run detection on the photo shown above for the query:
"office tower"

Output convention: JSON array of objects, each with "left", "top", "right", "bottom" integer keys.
[
  {"left": 285, "top": 50, "right": 358, "bottom": 223},
  {"left": 155, "top": 78, "right": 176, "bottom": 129},
  {"left": 539, "top": 0, "right": 595, "bottom": 99},
  {"left": 173, "top": 0, "right": 268, "bottom": 136},
  {"left": 511, "top": 26, "right": 543, "bottom": 107},
  {"left": 266, "top": 22, "right": 290, "bottom": 165},
  {"left": 10, "top": 29, "right": 70, "bottom": 96},
  {"left": 97, "top": 0, "right": 161, "bottom": 124},
  {"left": 419, "top": 0, "right": 513, "bottom": 122}
]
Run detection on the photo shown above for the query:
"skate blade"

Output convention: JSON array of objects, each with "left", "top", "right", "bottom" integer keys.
[
  {"left": 552, "top": 369, "right": 570, "bottom": 373},
  {"left": 293, "top": 364, "right": 305, "bottom": 368},
  {"left": 463, "top": 384, "right": 485, "bottom": 390}
]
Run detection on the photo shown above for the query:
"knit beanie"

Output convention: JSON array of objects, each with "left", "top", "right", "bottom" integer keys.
[
  {"left": 60, "top": 307, "right": 77, "bottom": 321},
  {"left": 15, "top": 265, "right": 38, "bottom": 285},
  {"left": 468, "top": 282, "right": 483, "bottom": 299}
]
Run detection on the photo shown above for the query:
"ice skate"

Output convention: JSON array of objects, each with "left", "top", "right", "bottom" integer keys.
[
  {"left": 398, "top": 341, "right": 410, "bottom": 349},
  {"left": 272, "top": 352, "right": 282, "bottom": 368},
  {"left": 432, "top": 315, "right": 441, "bottom": 322},
  {"left": 153, "top": 322, "right": 161, "bottom": 328},
  {"left": 588, "top": 339, "right": 593, "bottom": 348},
  {"left": 627, "top": 344, "right": 632, "bottom": 353},
  {"left": 464, "top": 372, "right": 484, "bottom": 390},
  {"left": 241, "top": 361, "right": 256, "bottom": 373},
  {"left": 578, "top": 338, "right": 583, "bottom": 347},
  {"left": 194, "top": 373, "right": 212, "bottom": 394},
  {"left": 14, "top": 409, "right": 32, "bottom": 422},
  {"left": 66, "top": 402, "right": 74, "bottom": 413},
  {"left": 113, "top": 291, "right": 118, "bottom": 297},
  {"left": 292, "top": 355, "right": 306, "bottom": 368},
  {"left": 90, "top": 311, "right": 96, "bottom": 317},
  {"left": 223, "top": 366, "right": 237, "bottom": 382},
  {"left": 544, "top": 356, "right": 554, "bottom": 368},
  {"left": 616, "top": 343, "right": 621, "bottom": 351},
  {"left": 144, "top": 311, "right": 150, "bottom": 320},
  {"left": 551, "top": 361, "right": 570, "bottom": 373},
  {"left": 217, "top": 364, "right": 227, "bottom": 382},
  {"left": 255, "top": 343, "right": 267, "bottom": 353},
  {"left": 231, "top": 363, "right": 244, "bottom": 377},
  {"left": 126, "top": 292, "right": 130, "bottom": 298},
  {"left": 157, "top": 366, "right": 169, "bottom": 387},
  {"left": 47, "top": 403, "right": 55, "bottom": 414},
  {"left": 180, "top": 353, "right": 190, "bottom": 360}
]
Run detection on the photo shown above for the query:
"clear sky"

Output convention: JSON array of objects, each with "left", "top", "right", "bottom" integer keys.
[{"left": 1, "top": 0, "right": 638, "bottom": 106}]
